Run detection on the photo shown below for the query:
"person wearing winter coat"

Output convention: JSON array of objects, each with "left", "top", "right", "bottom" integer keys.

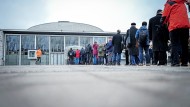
[
  {"left": 148, "top": 9, "right": 169, "bottom": 65},
  {"left": 93, "top": 41, "right": 98, "bottom": 65},
  {"left": 106, "top": 37, "right": 113, "bottom": 65},
  {"left": 161, "top": 0, "right": 190, "bottom": 66},
  {"left": 126, "top": 23, "right": 139, "bottom": 65},
  {"left": 98, "top": 44, "right": 105, "bottom": 65},
  {"left": 112, "top": 30, "right": 123, "bottom": 65},
  {"left": 75, "top": 49, "right": 80, "bottom": 64},
  {"left": 68, "top": 48, "right": 75, "bottom": 65}
]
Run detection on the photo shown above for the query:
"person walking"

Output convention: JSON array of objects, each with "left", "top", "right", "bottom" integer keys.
[
  {"left": 112, "top": 30, "right": 123, "bottom": 65},
  {"left": 135, "top": 22, "right": 150, "bottom": 66},
  {"left": 36, "top": 47, "right": 42, "bottom": 64},
  {"left": 148, "top": 9, "right": 169, "bottom": 65},
  {"left": 126, "top": 23, "right": 139, "bottom": 65},
  {"left": 161, "top": 0, "right": 190, "bottom": 66}
]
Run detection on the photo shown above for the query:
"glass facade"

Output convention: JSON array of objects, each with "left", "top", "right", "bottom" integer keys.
[
  {"left": 36, "top": 36, "right": 49, "bottom": 65},
  {"left": 5, "top": 35, "right": 20, "bottom": 65},
  {"left": 51, "top": 36, "right": 64, "bottom": 52},
  {"left": 21, "top": 35, "right": 35, "bottom": 65},
  {"left": 94, "top": 37, "right": 106, "bottom": 45},
  {"left": 4, "top": 34, "right": 111, "bottom": 65},
  {"left": 65, "top": 36, "right": 78, "bottom": 47},
  {"left": 80, "top": 37, "right": 93, "bottom": 48}
]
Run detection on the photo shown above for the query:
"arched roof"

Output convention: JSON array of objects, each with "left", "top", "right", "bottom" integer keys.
[{"left": 27, "top": 21, "right": 104, "bottom": 32}]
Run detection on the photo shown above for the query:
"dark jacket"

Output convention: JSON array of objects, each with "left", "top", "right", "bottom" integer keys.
[
  {"left": 125, "top": 26, "right": 138, "bottom": 55},
  {"left": 112, "top": 34, "right": 123, "bottom": 54},
  {"left": 148, "top": 14, "right": 169, "bottom": 51}
]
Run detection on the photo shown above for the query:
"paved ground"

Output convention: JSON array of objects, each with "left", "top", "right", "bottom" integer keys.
[{"left": 0, "top": 65, "right": 190, "bottom": 107}]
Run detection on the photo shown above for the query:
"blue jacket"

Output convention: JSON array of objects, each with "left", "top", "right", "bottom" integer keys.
[
  {"left": 106, "top": 40, "right": 113, "bottom": 52},
  {"left": 135, "top": 25, "right": 150, "bottom": 46}
]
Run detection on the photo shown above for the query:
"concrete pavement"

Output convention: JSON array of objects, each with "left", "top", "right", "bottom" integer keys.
[{"left": 0, "top": 65, "right": 190, "bottom": 107}]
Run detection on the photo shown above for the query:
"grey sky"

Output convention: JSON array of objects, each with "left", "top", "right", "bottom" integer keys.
[{"left": 0, "top": 0, "right": 187, "bottom": 32}]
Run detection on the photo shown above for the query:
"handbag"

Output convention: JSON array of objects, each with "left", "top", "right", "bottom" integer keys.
[{"left": 126, "top": 29, "right": 132, "bottom": 48}]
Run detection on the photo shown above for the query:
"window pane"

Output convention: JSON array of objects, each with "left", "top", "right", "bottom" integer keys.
[
  {"left": 51, "top": 36, "right": 64, "bottom": 52},
  {"left": 21, "top": 35, "right": 35, "bottom": 54},
  {"left": 94, "top": 37, "right": 106, "bottom": 45},
  {"left": 36, "top": 36, "right": 49, "bottom": 54},
  {"left": 5, "top": 35, "right": 20, "bottom": 65},
  {"left": 65, "top": 36, "right": 78, "bottom": 47},
  {"left": 80, "top": 37, "right": 93, "bottom": 47},
  {"left": 21, "top": 35, "right": 35, "bottom": 65}
]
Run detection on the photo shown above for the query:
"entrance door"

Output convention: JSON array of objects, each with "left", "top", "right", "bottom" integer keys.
[
  {"left": 50, "top": 53, "right": 64, "bottom": 65},
  {"left": 50, "top": 36, "right": 64, "bottom": 65}
]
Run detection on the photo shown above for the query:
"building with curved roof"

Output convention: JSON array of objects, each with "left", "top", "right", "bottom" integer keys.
[
  {"left": 28, "top": 21, "right": 104, "bottom": 32},
  {"left": 0, "top": 21, "right": 117, "bottom": 66}
]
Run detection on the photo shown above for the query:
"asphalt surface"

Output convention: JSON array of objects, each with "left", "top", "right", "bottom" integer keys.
[{"left": 0, "top": 65, "right": 190, "bottom": 107}]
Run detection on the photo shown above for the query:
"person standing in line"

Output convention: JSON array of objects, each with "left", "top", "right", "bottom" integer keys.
[
  {"left": 80, "top": 47, "right": 86, "bottom": 64},
  {"left": 36, "top": 47, "right": 42, "bottom": 64},
  {"left": 98, "top": 44, "right": 105, "bottom": 65},
  {"left": 75, "top": 49, "right": 80, "bottom": 64},
  {"left": 135, "top": 21, "right": 150, "bottom": 66},
  {"left": 85, "top": 44, "right": 92, "bottom": 65},
  {"left": 188, "top": 38, "right": 190, "bottom": 64},
  {"left": 112, "top": 30, "right": 123, "bottom": 65},
  {"left": 126, "top": 23, "right": 139, "bottom": 65},
  {"left": 68, "top": 48, "right": 75, "bottom": 65},
  {"left": 105, "top": 37, "right": 113, "bottom": 65},
  {"left": 92, "top": 41, "right": 98, "bottom": 65},
  {"left": 148, "top": 9, "right": 169, "bottom": 66},
  {"left": 161, "top": 0, "right": 190, "bottom": 66}
]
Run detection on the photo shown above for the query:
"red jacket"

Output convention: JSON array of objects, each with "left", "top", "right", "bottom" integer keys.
[
  {"left": 75, "top": 50, "right": 80, "bottom": 58},
  {"left": 162, "top": 0, "right": 190, "bottom": 31}
]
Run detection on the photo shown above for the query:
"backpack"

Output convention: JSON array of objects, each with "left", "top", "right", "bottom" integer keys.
[
  {"left": 138, "top": 29, "right": 148, "bottom": 45},
  {"left": 98, "top": 46, "right": 103, "bottom": 54},
  {"left": 80, "top": 49, "right": 85, "bottom": 56},
  {"left": 85, "top": 45, "right": 91, "bottom": 53},
  {"left": 68, "top": 51, "right": 74, "bottom": 56}
]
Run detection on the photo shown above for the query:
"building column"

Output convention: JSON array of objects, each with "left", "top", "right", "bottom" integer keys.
[{"left": 0, "top": 31, "right": 3, "bottom": 65}]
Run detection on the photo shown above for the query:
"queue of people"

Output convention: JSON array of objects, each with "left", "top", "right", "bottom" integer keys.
[{"left": 35, "top": 0, "right": 190, "bottom": 67}]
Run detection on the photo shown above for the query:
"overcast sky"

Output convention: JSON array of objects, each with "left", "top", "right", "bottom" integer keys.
[{"left": 0, "top": 0, "right": 188, "bottom": 32}]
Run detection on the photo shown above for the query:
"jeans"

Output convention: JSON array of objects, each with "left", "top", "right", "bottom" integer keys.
[
  {"left": 93, "top": 55, "right": 97, "bottom": 65},
  {"left": 130, "top": 55, "right": 136, "bottom": 65},
  {"left": 98, "top": 56, "right": 104, "bottom": 65},
  {"left": 113, "top": 53, "right": 121, "bottom": 64},
  {"left": 75, "top": 58, "right": 79, "bottom": 64},
  {"left": 138, "top": 45, "right": 150, "bottom": 64}
]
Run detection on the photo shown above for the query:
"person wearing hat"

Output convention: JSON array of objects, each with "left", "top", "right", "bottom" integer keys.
[
  {"left": 148, "top": 9, "right": 169, "bottom": 65},
  {"left": 125, "top": 22, "right": 139, "bottom": 65}
]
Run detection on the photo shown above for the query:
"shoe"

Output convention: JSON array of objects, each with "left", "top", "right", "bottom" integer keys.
[
  {"left": 181, "top": 64, "right": 188, "bottom": 67},
  {"left": 146, "top": 63, "right": 150, "bottom": 66},
  {"left": 171, "top": 64, "right": 180, "bottom": 67},
  {"left": 139, "top": 63, "right": 143, "bottom": 66}
]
